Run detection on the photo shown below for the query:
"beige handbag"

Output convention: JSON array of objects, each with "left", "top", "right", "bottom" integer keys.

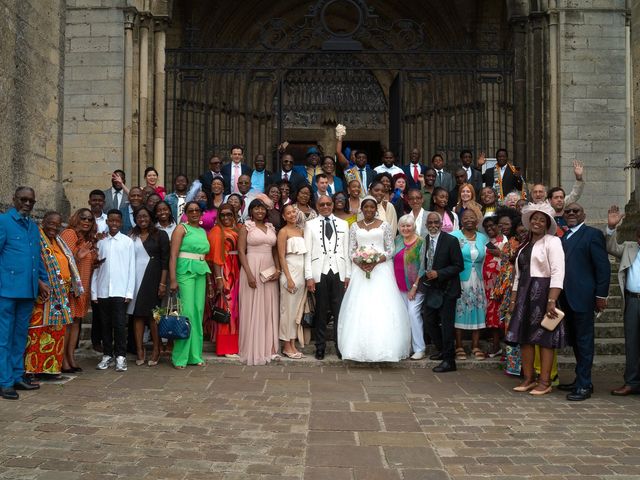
[{"left": 541, "top": 307, "right": 565, "bottom": 331}]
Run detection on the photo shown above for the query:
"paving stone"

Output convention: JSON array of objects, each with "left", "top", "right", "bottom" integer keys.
[
  {"left": 359, "top": 432, "right": 427, "bottom": 447},
  {"left": 308, "top": 411, "right": 380, "bottom": 431},
  {"left": 306, "top": 446, "right": 383, "bottom": 467},
  {"left": 384, "top": 447, "right": 441, "bottom": 468}
]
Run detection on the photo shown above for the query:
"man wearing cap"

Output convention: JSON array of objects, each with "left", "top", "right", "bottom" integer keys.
[
  {"left": 221, "top": 145, "right": 252, "bottom": 195},
  {"left": 558, "top": 203, "right": 610, "bottom": 401},
  {"left": 293, "top": 147, "right": 323, "bottom": 185}
]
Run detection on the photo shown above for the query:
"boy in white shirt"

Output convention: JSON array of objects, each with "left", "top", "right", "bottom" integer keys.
[{"left": 91, "top": 209, "right": 136, "bottom": 372}]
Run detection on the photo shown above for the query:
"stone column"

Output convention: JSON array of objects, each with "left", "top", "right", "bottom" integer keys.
[
  {"left": 138, "top": 14, "right": 151, "bottom": 180},
  {"left": 154, "top": 19, "right": 168, "bottom": 186},
  {"left": 548, "top": 7, "right": 560, "bottom": 187},
  {"left": 123, "top": 9, "right": 136, "bottom": 181}
]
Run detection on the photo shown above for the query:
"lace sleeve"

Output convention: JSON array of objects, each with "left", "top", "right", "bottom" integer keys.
[
  {"left": 349, "top": 223, "right": 359, "bottom": 259},
  {"left": 382, "top": 222, "right": 394, "bottom": 259}
]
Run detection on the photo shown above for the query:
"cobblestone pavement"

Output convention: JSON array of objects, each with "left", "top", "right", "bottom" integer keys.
[{"left": 1, "top": 357, "right": 639, "bottom": 480}]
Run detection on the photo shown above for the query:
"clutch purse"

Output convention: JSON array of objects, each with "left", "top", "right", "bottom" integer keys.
[
  {"left": 158, "top": 295, "right": 191, "bottom": 339},
  {"left": 541, "top": 307, "right": 565, "bottom": 331},
  {"left": 211, "top": 294, "right": 231, "bottom": 324},
  {"left": 302, "top": 292, "right": 316, "bottom": 328},
  {"left": 259, "top": 266, "right": 277, "bottom": 282}
]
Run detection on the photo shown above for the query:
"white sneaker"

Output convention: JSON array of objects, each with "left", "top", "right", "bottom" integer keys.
[
  {"left": 96, "top": 355, "right": 114, "bottom": 370},
  {"left": 115, "top": 356, "right": 127, "bottom": 372},
  {"left": 410, "top": 351, "right": 426, "bottom": 360}
]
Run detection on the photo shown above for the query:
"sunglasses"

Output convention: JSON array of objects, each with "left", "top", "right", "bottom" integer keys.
[
  {"left": 219, "top": 212, "right": 234, "bottom": 217},
  {"left": 79, "top": 215, "right": 94, "bottom": 221},
  {"left": 564, "top": 208, "right": 581, "bottom": 214},
  {"left": 318, "top": 202, "right": 332, "bottom": 207}
]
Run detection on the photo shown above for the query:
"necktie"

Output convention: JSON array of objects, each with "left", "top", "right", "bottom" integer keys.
[
  {"left": 413, "top": 165, "right": 419, "bottom": 183},
  {"left": 113, "top": 190, "right": 119, "bottom": 208},
  {"left": 359, "top": 169, "right": 365, "bottom": 188},
  {"left": 324, "top": 217, "right": 333, "bottom": 240},
  {"left": 284, "top": 172, "right": 289, "bottom": 181},
  {"left": 328, "top": 185, "right": 333, "bottom": 196},
  {"left": 234, "top": 164, "right": 240, "bottom": 192},
  {"left": 437, "top": 171, "right": 442, "bottom": 184},
  {"left": 427, "top": 237, "right": 435, "bottom": 271}
]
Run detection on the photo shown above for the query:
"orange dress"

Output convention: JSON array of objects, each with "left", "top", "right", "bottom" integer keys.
[{"left": 60, "top": 229, "right": 96, "bottom": 318}]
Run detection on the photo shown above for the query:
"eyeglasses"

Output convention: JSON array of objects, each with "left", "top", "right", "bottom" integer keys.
[
  {"left": 564, "top": 208, "right": 581, "bottom": 214},
  {"left": 318, "top": 202, "right": 332, "bottom": 207},
  {"left": 219, "top": 212, "right": 234, "bottom": 217},
  {"left": 186, "top": 208, "right": 201, "bottom": 214},
  {"left": 79, "top": 216, "right": 94, "bottom": 221}
]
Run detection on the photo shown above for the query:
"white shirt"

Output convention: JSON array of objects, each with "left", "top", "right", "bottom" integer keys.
[
  {"left": 280, "top": 170, "right": 293, "bottom": 180},
  {"left": 231, "top": 162, "right": 242, "bottom": 194},
  {"left": 499, "top": 164, "right": 507, "bottom": 179},
  {"left": 157, "top": 222, "right": 177, "bottom": 240},
  {"left": 374, "top": 164, "right": 403, "bottom": 177},
  {"left": 91, "top": 232, "right": 136, "bottom": 301},
  {"left": 176, "top": 195, "right": 187, "bottom": 218},
  {"left": 94, "top": 212, "right": 108, "bottom": 234},
  {"left": 564, "top": 222, "right": 584, "bottom": 241},
  {"left": 463, "top": 166, "right": 472, "bottom": 180}
]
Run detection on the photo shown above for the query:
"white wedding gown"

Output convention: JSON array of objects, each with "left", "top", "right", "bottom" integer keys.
[{"left": 338, "top": 222, "right": 411, "bottom": 362}]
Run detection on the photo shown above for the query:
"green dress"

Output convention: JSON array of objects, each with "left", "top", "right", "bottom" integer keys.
[{"left": 172, "top": 224, "right": 211, "bottom": 367}]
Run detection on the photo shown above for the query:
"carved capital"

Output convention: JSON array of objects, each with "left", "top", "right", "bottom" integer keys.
[{"left": 124, "top": 9, "right": 137, "bottom": 30}]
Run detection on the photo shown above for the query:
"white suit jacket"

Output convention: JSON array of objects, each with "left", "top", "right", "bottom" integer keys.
[
  {"left": 607, "top": 227, "right": 639, "bottom": 309},
  {"left": 304, "top": 215, "right": 351, "bottom": 282}
]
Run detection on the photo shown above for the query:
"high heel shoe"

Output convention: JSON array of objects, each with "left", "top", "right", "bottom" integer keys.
[
  {"left": 513, "top": 380, "right": 538, "bottom": 392},
  {"left": 135, "top": 358, "right": 146, "bottom": 366},
  {"left": 147, "top": 359, "right": 158, "bottom": 367}
]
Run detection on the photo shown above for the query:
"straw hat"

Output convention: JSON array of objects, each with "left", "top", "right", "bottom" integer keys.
[{"left": 521, "top": 201, "right": 557, "bottom": 235}]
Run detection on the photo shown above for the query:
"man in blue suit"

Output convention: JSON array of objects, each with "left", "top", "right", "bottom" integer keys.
[
  {"left": 0, "top": 187, "right": 50, "bottom": 400},
  {"left": 559, "top": 202, "right": 611, "bottom": 401},
  {"left": 402, "top": 148, "right": 427, "bottom": 191},
  {"left": 221, "top": 145, "right": 252, "bottom": 195}
]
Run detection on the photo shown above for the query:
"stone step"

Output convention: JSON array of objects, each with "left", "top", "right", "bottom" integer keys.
[
  {"left": 558, "top": 338, "right": 626, "bottom": 356},
  {"left": 597, "top": 309, "right": 623, "bottom": 323},
  {"left": 595, "top": 322, "right": 624, "bottom": 338}
]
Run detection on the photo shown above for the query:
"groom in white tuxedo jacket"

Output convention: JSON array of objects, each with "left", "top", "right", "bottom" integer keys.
[{"left": 304, "top": 195, "right": 351, "bottom": 360}]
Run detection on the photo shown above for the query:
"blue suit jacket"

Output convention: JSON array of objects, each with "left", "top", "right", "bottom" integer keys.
[
  {"left": 221, "top": 163, "right": 252, "bottom": 195},
  {"left": 0, "top": 208, "right": 47, "bottom": 299},
  {"left": 561, "top": 224, "right": 611, "bottom": 313},
  {"left": 401, "top": 163, "right": 427, "bottom": 191},
  {"left": 120, "top": 205, "right": 135, "bottom": 235}
]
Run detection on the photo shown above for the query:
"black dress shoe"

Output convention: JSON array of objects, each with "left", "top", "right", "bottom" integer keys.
[
  {"left": 558, "top": 381, "right": 576, "bottom": 392},
  {"left": 1, "top": 387, "right": 19, "bottom": 400},
  {"left": 429, "top": 352, "right": 443, "bottom": 361},
  {"left": 315, "top": 349, "right": 325, "bottom": 360},
  {"left": 567, "top": 388, "right": 592, "bottom": 401},
  {"left": 432, "top": 360, "right": 456, "bottom": 373},
  {"left": 14, "top": 378, "right": 40, "bottom": 391}
]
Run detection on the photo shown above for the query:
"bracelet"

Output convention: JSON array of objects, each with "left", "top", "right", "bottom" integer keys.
[
  {"left": 547, "top": 299, "right": 556, "bottom": 303},
  {"left": 159, "top": 283, "right": 166, "bottom": 287},
  {"left": 215, "top": 276, "right": 223, "bottom": 280},
  {"left": 412, "top": 283, "right": 418, "bottom": 289}
]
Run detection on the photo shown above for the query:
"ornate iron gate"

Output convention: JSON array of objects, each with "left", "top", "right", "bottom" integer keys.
[{"left": 165, "top": 2, "right": 514, "bottom": 183}]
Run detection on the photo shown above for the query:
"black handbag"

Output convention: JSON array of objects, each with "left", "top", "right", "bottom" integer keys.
[
  {"left": 158, "top": 295, "right": 191, "bottom": 340},
  {"left": 302, "top": 292, "right": 315, "bottom": 328},
  {"left": 211, "top": 293, "right": 231, "bottom": 324}
]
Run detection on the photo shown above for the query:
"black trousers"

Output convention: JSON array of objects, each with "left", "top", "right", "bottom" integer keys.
[
  {"left": 623, "top": 295, "right": 640, "bottom": 388},
  {"left": 423, "top": 297, "right": 457, "bottom": 362},
  {"left": 91, "top": 301, "right": 102, "bottom": 347},
  {"left": 98, "top": 297, "right": 128, "bottom": 358},
  {"left": 314, "top": 270, "right": 344, "bottom": 352}
]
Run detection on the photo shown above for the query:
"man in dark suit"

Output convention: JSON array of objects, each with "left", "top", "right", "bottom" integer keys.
[
  {"left": 103, "top": 169, "right": 128, "bottom": 212},
  {"left": 402, "top": 147, "right": 427, "bottom": 191},
  {"left": 448, "top": 168, "right": 467, "bottom": 209},
  {"left": 481, "top": 148, "right": 525, "bottom": 202},
  {"left": 269, "top": 153, "right": 307, "bottom": 192},
  {"left": 199, "top": 153, "right": 224, "bottom": 197},
  {"left": 221, "top": 145, "right": 252, "bottom": 195},
  {"left": 432, "top": 154, "right": 454, "bottom": 193},
  {"left": 459, "top": 150, "right": 483, "bottom": 195},
  {"left": 558, "top": 202, "right": 611, "bottom": 401},
  {"left": 249, "top": 153, "right": 272, "bottom": 194},
  {"left": 420, "top": 211, "right": 464, "bottom": 373}
]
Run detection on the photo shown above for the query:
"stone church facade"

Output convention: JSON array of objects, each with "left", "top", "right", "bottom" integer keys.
[{"left": 0, "top": 0, "right": 635, "bottom": 223}]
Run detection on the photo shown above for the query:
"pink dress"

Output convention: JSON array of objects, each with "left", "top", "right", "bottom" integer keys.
[{"left": 238, "top": 221, "right": 279, "bottom": 365}]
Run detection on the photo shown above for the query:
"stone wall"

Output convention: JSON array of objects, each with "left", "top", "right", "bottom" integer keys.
[
  {"left": 557, "top": 0, "right": 629, "bottom": 223},
  {"left": 63, "top": 0, "right": 126, "bottom": 213},
  {"left": 0, "top": 0, "right": 66, "bottom": 215}
]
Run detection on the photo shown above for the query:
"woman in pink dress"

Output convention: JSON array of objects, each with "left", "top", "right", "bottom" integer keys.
[{"left": 238, "top": 198, "right": 281, "bottom": 365}]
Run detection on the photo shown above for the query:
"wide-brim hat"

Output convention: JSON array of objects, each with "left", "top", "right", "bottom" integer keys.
[{"left": 521, "top": 201, "right": 557, "bottom": 235}]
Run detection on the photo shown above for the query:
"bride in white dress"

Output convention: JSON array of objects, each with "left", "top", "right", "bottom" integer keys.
[{"left": 338, "top": 196, "right": 411, "bottom": 362}]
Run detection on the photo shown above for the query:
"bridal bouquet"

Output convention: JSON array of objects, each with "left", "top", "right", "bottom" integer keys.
[
  {"left": 353, "top": 246, "right": 383, "bottom": 279},
  {"left": 335, "top": 123, "right": 346, "bottom": 139}
]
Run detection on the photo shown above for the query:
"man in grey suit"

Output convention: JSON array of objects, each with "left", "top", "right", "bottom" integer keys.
[
  {"left": 606, "top": 205, "right": 640, "bottom": 396},
  {"left": 431, "top": 154, "right": 454, "bottom": 193},
  {"left": 103, "top": 169, "right": 128, "bottom": 213}
]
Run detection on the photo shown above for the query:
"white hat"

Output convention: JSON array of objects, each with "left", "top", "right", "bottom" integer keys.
[{"left": 521, "top": 201, "right": 557, "bottom": 235}]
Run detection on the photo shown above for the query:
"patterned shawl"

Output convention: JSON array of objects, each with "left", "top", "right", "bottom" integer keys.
[
  {"left": 39, "top": 229, "right": 84, "bottom": 326},
  {"left": 494, "top": 163, "right": 526, "bottom": 204}
]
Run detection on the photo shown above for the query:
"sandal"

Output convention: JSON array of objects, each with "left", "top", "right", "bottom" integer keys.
[
  {"left": 455, "top": 347, "right": 467, "bottom": 361},
  {"left": 513, "top": 380, "right": 537, "bottom": 392},
  {"left": 283, "top": 351, "right": 303, "bottom": 359},
  {"left": 173, "top": 364, "right": 185, "bottom": 370},
  {"left": 487, "top": 348, "right": 503, "bottom": 358},
  {"left": 472, "top": 348, "right": 486, "bottom": 360}
]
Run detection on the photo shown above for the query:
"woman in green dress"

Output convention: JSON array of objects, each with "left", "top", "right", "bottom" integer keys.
[{"left": 169, "top": 201, "right": 211, "bottom": 368}]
